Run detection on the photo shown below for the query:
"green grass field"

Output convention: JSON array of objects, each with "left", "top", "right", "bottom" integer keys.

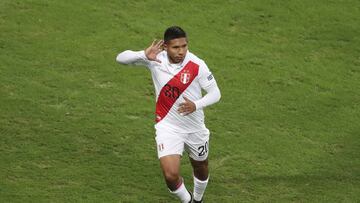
[{"left": 1, "top": 0, "right": 359, "bottom": 202}]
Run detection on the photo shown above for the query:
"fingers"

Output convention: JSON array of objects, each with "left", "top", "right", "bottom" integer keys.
[
  {"left": 183, "top": 96, "right": 190, "bottom": 101},
  {"left": 177, "top": 105, "right": 189, "bottom": 116},
  {"left": 155, "top": 40, "right": 164, "bottom": 53},
  {"left": 150, "top": 39, "right": 164, "bottom": 48},
  {"left": 156, "top": 40, "right": 164, "bottom": 48},
  {"left": 151, "top": 39, "right": 157, "bottom": 47},
  {"left": 177, "top": 102, "right": 191, "bottom": 115},
  {"left": 146, "top": 39, "right": 163, "bottom": 63},
  {"left": 177, "top": 103, "right": 185, "bottom": 113},
  {"left": 177, "top": 96, "right": 195, "bottom": 116}
]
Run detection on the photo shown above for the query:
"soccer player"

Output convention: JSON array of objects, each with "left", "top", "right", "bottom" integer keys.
[{"left": 116, "top": 26, "right": 221, "bottom": 203}]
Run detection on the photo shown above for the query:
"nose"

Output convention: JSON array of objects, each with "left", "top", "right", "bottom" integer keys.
[{"left": 179, "top": 48, "right": 186, "bottom": 56}]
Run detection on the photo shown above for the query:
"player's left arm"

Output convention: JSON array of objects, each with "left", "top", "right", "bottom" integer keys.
[
  {"left": 193, "top": 62, "right": 221, "bottom": 110},
  {"left": 193, "top": 81, "right": 221, "bottom": 110},
  {"left": 177, "top": 63, "right": 221, "bottom": 115}
]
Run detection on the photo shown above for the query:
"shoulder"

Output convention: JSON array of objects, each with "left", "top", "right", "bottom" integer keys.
[
  {"left": 186, "top": 52, "right": 213, "bottom": 82},
  {"left": 187, "top": 51, "right": 208, "bottom": 69}
]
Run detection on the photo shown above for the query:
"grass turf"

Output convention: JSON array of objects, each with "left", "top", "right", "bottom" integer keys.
[{"left": 0, "top": 0, "right": 359, "bottom": 202}]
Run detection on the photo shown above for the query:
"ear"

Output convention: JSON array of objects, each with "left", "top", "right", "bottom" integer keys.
[{"left": 163, "top": 43, "right": 168, "bottom": 51}]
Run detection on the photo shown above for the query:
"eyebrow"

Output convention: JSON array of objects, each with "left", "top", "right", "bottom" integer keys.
[{"left": 172, "top": 43, "right": 187, "bottom": 48}]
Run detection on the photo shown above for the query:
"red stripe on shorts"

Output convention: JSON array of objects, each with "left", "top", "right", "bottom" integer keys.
[{"left": 155, "top": 61, "right": 199, "bottom": 123}]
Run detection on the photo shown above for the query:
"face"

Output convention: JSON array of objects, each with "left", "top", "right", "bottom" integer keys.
[{"left": 164, "top": 37, "right": 188, "bottom": 64}]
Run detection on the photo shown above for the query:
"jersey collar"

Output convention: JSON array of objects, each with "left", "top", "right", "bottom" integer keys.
[{"left": 165, "top": 50, "right": 190, "bottom": 69}]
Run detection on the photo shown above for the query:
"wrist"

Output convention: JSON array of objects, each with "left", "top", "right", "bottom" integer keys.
[
  {"left": 140, "top": 50, "right": 149, "bottom": 60},
  {"left": 194, "top": 100, "right": 204, "bottom": 110}
]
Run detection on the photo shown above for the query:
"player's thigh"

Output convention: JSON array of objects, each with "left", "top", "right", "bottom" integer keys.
[{"left": 185, "top": 129, "right": 210, "bottom": 161}]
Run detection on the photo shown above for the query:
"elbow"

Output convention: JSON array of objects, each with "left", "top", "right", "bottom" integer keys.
[
  {"left": 216, "top": 93, "right": 221, "bottom": 103},
  {"left": 115, "top": 51, "right": 130, "bottom": 64},
  {"left": 215, "top": 87, "right": 221, "bottom": 103},
  {"left": 116, "top": 53, "right": 126, "bottom": 64}
]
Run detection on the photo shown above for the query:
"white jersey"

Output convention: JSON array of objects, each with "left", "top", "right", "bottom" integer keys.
[{"left": 116, "top": 50, "right": 220, "bottom": 133}]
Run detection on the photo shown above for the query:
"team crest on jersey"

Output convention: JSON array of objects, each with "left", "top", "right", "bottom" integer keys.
[{"left": 180, "top": 71, "right": 191, "bottom": 84}]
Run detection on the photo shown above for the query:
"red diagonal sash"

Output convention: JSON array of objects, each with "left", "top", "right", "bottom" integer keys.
[{"left": 155, "top": 61, "right": 199, "bottom": 123}]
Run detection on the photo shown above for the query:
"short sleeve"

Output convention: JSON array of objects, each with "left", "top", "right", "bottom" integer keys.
[{"left": 198, "top": 62, "right": 217, "bottom": 89}]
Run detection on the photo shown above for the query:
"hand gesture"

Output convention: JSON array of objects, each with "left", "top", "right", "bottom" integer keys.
[
  {"left": 145, "top": 39, "right": 164, "bottom": 63},
  {"left": 177, "top": 96, "right": 196, "bottom": 116}
]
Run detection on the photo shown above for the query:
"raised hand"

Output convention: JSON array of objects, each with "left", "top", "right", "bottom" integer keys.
[
  {"left": 177, "top": 96, "right": 196, "bottom": 116},
  {"left": 145, "top": 39, "right": 164, "bottom": 63}
]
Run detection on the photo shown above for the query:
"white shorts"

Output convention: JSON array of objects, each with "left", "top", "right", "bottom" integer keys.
[{"left": 155, "top": 128, "right": 210, "bottom": 161}]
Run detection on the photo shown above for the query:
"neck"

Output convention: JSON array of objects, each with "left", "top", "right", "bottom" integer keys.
[{"left": 168, "top": 57, "right": 181, "bottom": 64}]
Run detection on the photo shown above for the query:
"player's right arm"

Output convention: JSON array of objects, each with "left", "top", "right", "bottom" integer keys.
[
  {"left": 116, "top": 50, "right": 148, "bottom": 66},
  {"left": 116, "top": 40, "right": 163, "bottom": 66}
]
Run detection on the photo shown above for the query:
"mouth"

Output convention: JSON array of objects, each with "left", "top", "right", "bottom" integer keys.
[{"left": 175, "top": 56, "right": 184, "bottom": 61}]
